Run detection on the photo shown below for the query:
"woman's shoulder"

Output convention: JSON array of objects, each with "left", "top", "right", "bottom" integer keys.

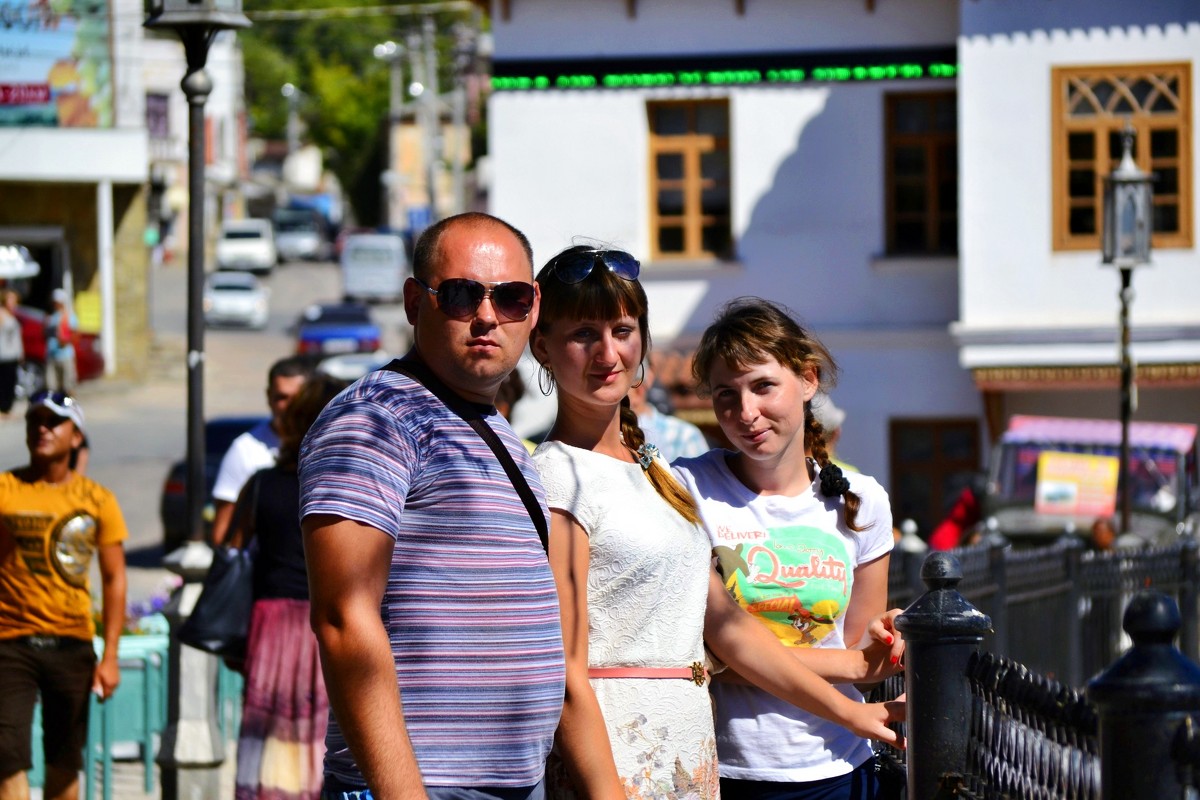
[
  {"left": 671, "top": 448, "right": 729, "bottom": 483},
  {"left": 845, "top": 469, "right": 888, "bottom": 500}
]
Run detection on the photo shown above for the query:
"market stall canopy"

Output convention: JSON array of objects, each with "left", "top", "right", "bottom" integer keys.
[{"left": 0, "top": 245, "right": 40, "bottom": 280}]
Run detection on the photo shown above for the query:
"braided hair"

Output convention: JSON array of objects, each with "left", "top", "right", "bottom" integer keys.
[
  {"left": 691, "top": 297, "right": 865, "bottom": 532},
  {"left": 535, "top": 245, "right": 700, "bottom": 525}
]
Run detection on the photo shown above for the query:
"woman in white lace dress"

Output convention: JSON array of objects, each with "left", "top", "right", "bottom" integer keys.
[{"left": 528, "top": 246, "right": 905, "bottom": 800}]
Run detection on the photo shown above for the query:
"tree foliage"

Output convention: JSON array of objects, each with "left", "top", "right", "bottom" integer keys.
[{"left": 239, "top": 0, "right": 483, "bottom": 224}]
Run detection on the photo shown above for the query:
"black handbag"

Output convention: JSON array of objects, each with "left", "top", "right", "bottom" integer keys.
[{"left": 177, "top": 473, "right": 260, "bottom": 659}]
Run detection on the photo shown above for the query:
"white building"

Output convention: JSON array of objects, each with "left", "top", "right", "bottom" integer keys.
[
  {"left": 956, "top": 1, "right": 1200, "bottom": 438},
  {"left": 142, "top": 22, "right": 247, "bottom": 262},
  {"left": 485, "top": 0, "right": 1200, "bottom": 533},
  {"left": 0, "top": 0, "right": 150, "bottom": 376}
]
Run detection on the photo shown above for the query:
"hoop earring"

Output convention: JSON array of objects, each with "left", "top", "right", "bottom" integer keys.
[
  {"left": 630, "top": 363, "right": 645, "bottom": 389},
  {"left": 537, "top": 363, "right": 556, "bottom": 396}
]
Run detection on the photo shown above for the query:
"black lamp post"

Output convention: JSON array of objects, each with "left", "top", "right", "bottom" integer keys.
[
  {"left": 146, "top": 0, "right": 250, "bottom": 551},
  {"left": 1101, "top": 122, "right": 1154, "bottom": 535},
  {"left": 144, "top": 3, "right": 249, "bottom": 797}
]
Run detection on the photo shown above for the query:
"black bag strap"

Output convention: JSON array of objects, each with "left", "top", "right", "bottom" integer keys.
[{"left": 382, "top": 356, "right": 549, "bottom": 553}]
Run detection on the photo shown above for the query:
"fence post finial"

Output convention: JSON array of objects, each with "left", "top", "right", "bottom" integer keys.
[
  {"left": 1087, "top": 591, "right": 1200, "bottom": 799},
  {"left": 895, "top": 551, "right": 993, "bottom": 799}
]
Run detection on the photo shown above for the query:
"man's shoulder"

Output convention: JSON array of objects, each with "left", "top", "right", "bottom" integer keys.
[{"left": 319, "top": 368, "right": 451, "bottom": 427}]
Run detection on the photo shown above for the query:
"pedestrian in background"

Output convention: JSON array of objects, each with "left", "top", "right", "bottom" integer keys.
[
  {"left": 809, "top": 392, "right": 858, "bottom": 473},
  {"left": 675, "top": 298, "right": 898, "bottom": 800},
  {"left": 0, "top": 289, "right": 23, "bottom": 417},
  {"left": 43, "top": 289, "right": 77, "bottom": 394},
  {"left": 301, "top": 212, "right": 565, "bottom": 799},
  {"left": 230, "top": 373, "right": 348, "bottom": 800},
  {"left": 211, "top": 356, "right": 312, "bottom": 545},
  {"left": 0, "top": 392, "right": 128, "bottom": 800},
  {"left": 627, "top": 360, "right": 710, "bottom": 462},
  {"left": 495, "top": 369, "right": 538, "bottom": 453}
]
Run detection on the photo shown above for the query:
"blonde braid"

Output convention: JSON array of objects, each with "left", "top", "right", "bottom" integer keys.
[{"left": 620, "top": 400, "right": 701, "bottom": 525}]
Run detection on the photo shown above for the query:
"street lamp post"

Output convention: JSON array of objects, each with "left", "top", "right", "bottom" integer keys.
[
  {"left": 282, "top": 82, "right": 300, "bottom": 156},
  {"left": 374, "top": 40, "right": 405, "bottom": 230},
  {"left": 1101, "top": 122, "right": 1154, "bottom": 535},
  {"left": 145, "top": 3, "right": 249, "bottom": 798}
]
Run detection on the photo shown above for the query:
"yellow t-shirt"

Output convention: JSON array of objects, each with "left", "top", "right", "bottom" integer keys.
[{"left": 0, "top": 470, "right": 129, "bottom": 642}]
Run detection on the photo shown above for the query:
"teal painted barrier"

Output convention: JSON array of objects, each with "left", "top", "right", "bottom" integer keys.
[{"left": 28, "top": 634, "right": 245, "bottom": 798}]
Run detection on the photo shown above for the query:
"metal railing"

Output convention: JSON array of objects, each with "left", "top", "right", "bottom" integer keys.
[
  {"left": 874, "top": 548, "right": 1200, "bottom": 799},
  {"left": 888, "top": 538, "right": 1200, "bottom": 687}
]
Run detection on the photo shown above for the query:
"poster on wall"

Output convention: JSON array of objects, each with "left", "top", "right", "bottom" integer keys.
[{"left": 0, "top": 1, "right": 112, "bottom": 128}]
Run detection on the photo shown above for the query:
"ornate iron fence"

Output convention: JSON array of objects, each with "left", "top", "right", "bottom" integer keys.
[{"left": 873, "top": 548, "right": 1200, "bottom": 799}]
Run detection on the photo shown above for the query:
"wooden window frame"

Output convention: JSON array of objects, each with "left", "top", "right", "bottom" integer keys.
[
  {"left": 888, "top": 417, "right": 981, "bottom": 536},
  {"left": 1051, "top": 62, "right": 1193, "bottom": 251},
  {"left": 647, "top": 99, "right": 732, "bottom": 261},
  {"left": 884, "top": 90, "right": 958, "bottom": 256}
]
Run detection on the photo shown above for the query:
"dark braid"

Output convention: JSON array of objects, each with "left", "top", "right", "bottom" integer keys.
[
  {"left": 620, "top": 398, "right": 700, "bottom": 525},
  {"left": 806, "top": 410, "right": 864, "bottom": 532}
]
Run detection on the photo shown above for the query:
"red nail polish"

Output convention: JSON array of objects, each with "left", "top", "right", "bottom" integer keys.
[
  {"left": 890, "top": 656, "right": 898, "bottom": 664},
  {"left": 886, "top": 635, "right": 894, "bottom": 644}
]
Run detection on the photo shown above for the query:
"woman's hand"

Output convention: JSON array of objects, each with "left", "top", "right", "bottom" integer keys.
[
  {"left": 841, "top": 694, "right": 906, "bottom": 747},
  {"left": 856, "top": 608, "right": 905, "bottom": 682}
]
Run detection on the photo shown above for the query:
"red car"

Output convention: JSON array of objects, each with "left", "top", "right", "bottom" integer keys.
[{"left": 13, "top": 304, "right": 105, "bottom": 396}]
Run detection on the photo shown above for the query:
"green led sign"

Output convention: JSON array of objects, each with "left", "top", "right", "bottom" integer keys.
[{"left": 493, "top": 61, "right": 957, "bottom": 91}]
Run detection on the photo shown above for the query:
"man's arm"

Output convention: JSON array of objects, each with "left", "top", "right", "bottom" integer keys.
[
  {"left": 304, "top": 513, "right": 427, "bottom": 800},
  {"left": 94, "top": 542, "right": 126, "bottom": 700},
  {"left": 210, "top": 500, "right": 235, "bottom": 546}
]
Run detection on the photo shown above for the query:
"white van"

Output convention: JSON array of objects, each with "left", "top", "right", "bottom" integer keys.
[
  {"left": 216, "top": 218, "right": 278, "bottom": 275},
  {"left": 341, "top": 233, "right": 407, "bottom": 303}
]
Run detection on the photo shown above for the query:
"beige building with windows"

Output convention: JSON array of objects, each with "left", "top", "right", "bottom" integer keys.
[{"left": 484, "top": 0, "right": 1200, "bottom": 534}]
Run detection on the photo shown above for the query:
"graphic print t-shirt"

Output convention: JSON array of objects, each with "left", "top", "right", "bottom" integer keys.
[
  {"left": 722, "top": 523, "right": 855, "bottom": 649},
  {"left": 673, "top": 450, "right": 893, "bottom": 783},
  {"left": 0, "top": 471, "right": 129, "bottom": 641}
]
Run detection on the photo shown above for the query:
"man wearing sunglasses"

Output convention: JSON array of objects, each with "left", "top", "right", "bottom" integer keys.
[
  {"left": 0, "top": 392, "right": 128, "bottom": 800},
  {"left": 301, "top": 212, "right": 564, "bottom": 800}
]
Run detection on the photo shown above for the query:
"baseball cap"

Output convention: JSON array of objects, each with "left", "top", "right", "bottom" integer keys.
[
  {"left": 810, "top": 392, "right": 846, "bottom": 433},
  {"left": 27, "top": 390, "right": 85, "bottom": 434},
  {"left": 52, "top": 288, "right": 69, "bottom": 304}
]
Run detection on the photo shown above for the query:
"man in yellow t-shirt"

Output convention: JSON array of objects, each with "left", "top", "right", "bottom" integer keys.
[{"left": 0, "top": 391, "right": 128, "bottom": 800}]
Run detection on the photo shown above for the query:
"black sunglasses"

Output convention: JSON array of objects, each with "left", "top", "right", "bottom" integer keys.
[
  {"left": 414, "top": 277, "right": 536, "bottom": 321},
  {"left": 547, "top": 249, "right": 640, "bottom": 284}
]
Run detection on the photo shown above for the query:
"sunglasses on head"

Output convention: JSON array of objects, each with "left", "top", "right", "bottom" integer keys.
[
  {"left": 30, "top": 391, "right": 76, "bottom": 408},
  {"left": 414, "top": 277, "right": 536, "bottom": 322},
  {"left": 548, "top": 249, "right": 640, "bottom": 284}
]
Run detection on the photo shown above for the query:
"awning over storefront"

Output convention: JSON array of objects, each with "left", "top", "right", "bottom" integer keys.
[{"left": 1003, "top": 414, "right": 1198, "bottom": 454}]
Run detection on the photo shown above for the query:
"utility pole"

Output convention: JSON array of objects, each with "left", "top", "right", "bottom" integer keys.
[
  {"left": 422, "top": 15, "right": 440, "bottom": 220},
  {"left": 281, "top": 82, "right": 300, "bottom": 155},
  {"left": 373, "top": 40, "right": 405, "bottom": 230}
]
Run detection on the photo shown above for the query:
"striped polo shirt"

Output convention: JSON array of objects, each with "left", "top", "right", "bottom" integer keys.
[{"left": 299, "top": 369, "right": 565, "bottom": 788}]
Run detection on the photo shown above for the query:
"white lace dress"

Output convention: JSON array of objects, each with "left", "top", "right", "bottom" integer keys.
[{"left": 533, "top": 442, "right": 718, "bottom": 800}]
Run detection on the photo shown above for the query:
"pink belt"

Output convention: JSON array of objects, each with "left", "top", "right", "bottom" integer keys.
[{"left": 588, "top": 662, "right": 708, "bottom": 686}]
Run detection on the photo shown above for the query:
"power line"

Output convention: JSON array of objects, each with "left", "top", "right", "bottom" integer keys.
[{"left": 246, "top": 2, "right": 476, "bottom": 22}]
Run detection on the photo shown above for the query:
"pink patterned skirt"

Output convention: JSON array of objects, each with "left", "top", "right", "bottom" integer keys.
[{"left": 234, "top": 598, "right": 329, "bottom": 800}]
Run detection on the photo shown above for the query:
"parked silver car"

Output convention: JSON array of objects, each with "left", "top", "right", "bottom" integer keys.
[{"left": 203, "top": 271, "right": 270, "bottom": 329}]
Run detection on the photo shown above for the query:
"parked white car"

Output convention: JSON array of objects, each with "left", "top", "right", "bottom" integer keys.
[
  {"left": 203, "top": 271, "right": 270, "bottom": 329},
  {"left": 215, "top": 219, "right": 278, "bottom": 275}
]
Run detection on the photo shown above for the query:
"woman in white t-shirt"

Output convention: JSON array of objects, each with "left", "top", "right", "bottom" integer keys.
[
  {"left": 672, "top": 298, "right": 897, "bottom": 800},
  {"left": 529, "top": 247, "right": 904, "bottom": 800}
]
